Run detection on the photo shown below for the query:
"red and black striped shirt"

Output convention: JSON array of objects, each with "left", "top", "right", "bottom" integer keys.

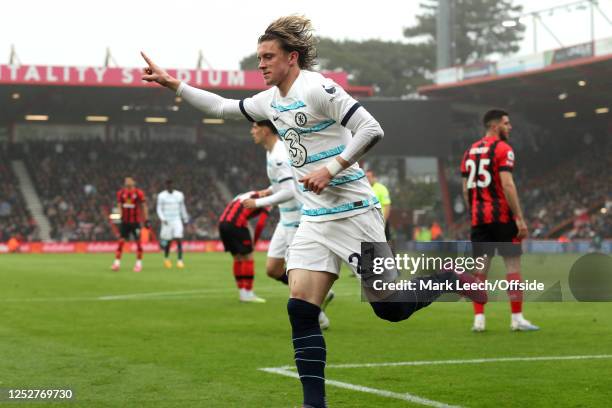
[
  {"left": 460, "top": 135, "right": 515, "bottom": 226},
  {"left": 219, "top": 197, "right": 269, "bottom": 228},
  {"left": 117, "top": 188, "right": 146, "bottom": 224}
]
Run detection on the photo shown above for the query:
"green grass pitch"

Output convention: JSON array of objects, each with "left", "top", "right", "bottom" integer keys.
[{"left": 1, "top": 253, "right": 611, "bottom": 407}]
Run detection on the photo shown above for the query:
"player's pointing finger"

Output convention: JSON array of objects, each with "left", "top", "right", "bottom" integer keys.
[{"left": 140, "top": 51, "right": 155, "bottom": 67}]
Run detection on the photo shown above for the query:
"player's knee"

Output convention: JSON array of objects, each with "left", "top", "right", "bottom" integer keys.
[
  {"left": 287, "top": 298, "right": 320, "bottom": 328},
  {"left": 370, "top": 302, "right": 414, "bottom": 323}
]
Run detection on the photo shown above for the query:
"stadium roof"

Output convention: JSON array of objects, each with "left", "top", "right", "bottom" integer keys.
[
  {"left": 419, "top": 39, "right": 612, "bottom": 123},
  {"left": 0, "top": 66, "right": 373, "bottom": 125}
]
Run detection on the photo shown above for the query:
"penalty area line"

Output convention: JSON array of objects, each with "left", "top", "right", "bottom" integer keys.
[{"left": 258, "top": 367, "right": 462, "bottom": 408}]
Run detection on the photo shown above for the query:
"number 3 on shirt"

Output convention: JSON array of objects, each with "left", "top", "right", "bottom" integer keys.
[
  {"left": 465, "top": 158, "right": 491, "bottom": 188},
  {"left": 284, "top": 128, "right": 308, "bottom": 167}
]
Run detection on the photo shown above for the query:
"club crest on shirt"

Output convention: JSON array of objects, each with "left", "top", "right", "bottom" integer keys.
[{"left": 295, "top": 112, "right": 307, "bottom": 127}]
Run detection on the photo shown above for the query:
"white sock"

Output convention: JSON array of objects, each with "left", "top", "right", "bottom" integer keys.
[
  {"left": 474, "top": 313, "right": 485, "bottom": 323},
  {"left": 113, "top": 259, "right": 120, "bottom": 266},
  {"left": 512, "top": 312, "right": 524, "bottom": 321},
  {"left": 136, "top": 260, "right": 142, "bottom": 267},
  {"left": 239, "top": 288, "right": 247, "bottom": 298}
]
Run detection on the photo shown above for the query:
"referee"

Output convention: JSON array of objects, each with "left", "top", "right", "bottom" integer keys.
[{"left": 366, "top": 169, "right": 392, "bottom": 241}]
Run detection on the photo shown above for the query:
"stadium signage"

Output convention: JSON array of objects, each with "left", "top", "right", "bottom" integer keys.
[
  {"left": 0, "top": 240, "right": 270, "bottom": 254},
  {"left": 552, "top": 42, "right": 594, "bottom": 65},
  {"left": 0, "top": 65, "right": 348, "bottom": 89}
]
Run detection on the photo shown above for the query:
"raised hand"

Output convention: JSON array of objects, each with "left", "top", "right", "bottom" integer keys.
[{"left": 140, "top": 51, "right": 180, "bottom": 91}]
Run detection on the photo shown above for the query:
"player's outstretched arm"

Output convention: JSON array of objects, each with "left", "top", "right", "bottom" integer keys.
[{"left": 140, "top": 52, "right": 245, "bottom": 120}]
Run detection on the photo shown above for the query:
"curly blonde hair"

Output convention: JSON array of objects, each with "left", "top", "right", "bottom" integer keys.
[{"left": 258, "top": 15, "right": 318, "bottom": 70}]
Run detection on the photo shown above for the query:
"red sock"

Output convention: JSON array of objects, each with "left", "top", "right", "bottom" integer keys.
[
  {"left": 242, "top": 259, "right": 255, "bottom": 291},
  {"left": 136, "top": 240, "right": 143, "bottom": 260},
  {"left": 507, "top": 272, "right": 523, "bottom": 313},
  {"left": 115, "top": 239, "right": 125, "bottom": 260},
  {"left": 473, "top": 272, "right": 486, "bottom": 314},
  {"left": 233, "top": 260, "right": 244, "bottom": 289}
]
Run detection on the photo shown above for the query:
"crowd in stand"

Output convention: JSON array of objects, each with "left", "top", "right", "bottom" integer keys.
[
  {"left": 9, "top": 135, "right": 272, "bottom": 242},
  {"left": 2, "top": 125, "right": 609, "bottom": 243},
  {"left": 0, "top": 147, "right": 39, "bottom": 242}
]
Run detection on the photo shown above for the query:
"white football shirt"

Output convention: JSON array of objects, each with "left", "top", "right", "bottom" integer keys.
[
  {"left": 240, "top": 70, "right": 379, "bottom": 222},
  {"left": 156, "top": 190, "right": 188, "bottom": 223},
  {"left": 266, "top": 139, "right": 302, "bottom": 228}
]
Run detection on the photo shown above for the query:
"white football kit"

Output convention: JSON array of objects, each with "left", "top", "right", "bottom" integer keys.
[
  {"left": 178, "top": 70, "right": 385, "bottom": 275},
  {"left": 254, "top": 139, "right": 302, "bottom": 259},
  {"left": 156, "top": 190, "right": 189, "bottom": 240}
]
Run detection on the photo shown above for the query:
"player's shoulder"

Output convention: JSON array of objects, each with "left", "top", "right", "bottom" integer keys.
[
  {"left": 250, "top": 86, "right": 276, "bottom": 105},
  {"left": 496, "top": 140, "right": 513, "bottom": 151},
  {"left": 301, "top": 70, "right": 344, "bottom": 102}
]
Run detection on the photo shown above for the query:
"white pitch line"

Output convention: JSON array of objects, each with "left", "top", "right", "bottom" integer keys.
[
  {"left": 317, "top": 354, "right": 612, "bottom": 369},
  {"left": 0, "top": 289, "right": 359, "bottom": 303},
  {"left": 98, "top": 289, "right": 226, "bottom": 300},
  {"left": 262, "top": 354, "right": 612, "bottom": 406},
  {"left": 259, "top": 367, "right": 462, "bottom": 408}
]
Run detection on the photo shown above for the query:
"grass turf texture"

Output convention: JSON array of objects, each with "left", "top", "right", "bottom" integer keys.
[{"left": 1, "top": 253, "right": 611, "bottom": 407}]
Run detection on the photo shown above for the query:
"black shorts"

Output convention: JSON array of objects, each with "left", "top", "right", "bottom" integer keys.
[
  {"left": 120, "top": 222, "right": 141, "bottom": 240},
  {"left": 471, "top": 222, "right": 522, "bottom": 257},
  {"left": 218, "top": 222, "right": 253, "bottom": 255}
]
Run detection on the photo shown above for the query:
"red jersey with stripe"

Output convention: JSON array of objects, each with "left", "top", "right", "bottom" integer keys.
[
  {"left": 218, "top": 195, "right": 270, "bottom": 243},
  {"left": 219, "top": 196, "right": 269, "bottom": 228},
  {"left": 460, "top": 135, "right": 515, "bottom": 226},
  {"left": 117, "top": 188, "right": 146, "bottom": 223}
]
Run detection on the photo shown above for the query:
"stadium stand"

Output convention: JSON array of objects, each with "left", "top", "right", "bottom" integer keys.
[
  {"left": 12, "top": 134, "right": 272, "bottom": 242},
  {"left": 0, "top": 145, "right": 39, "bottom": 241}
]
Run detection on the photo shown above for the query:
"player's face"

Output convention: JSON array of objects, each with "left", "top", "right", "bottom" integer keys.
[
  {"left": 124, "top": 177, "right": 135, "bottom": 190},
  {"left": 250, "top": 123, "right": 265, "bottom": 144},
  {"left": 257, "top": 40, "right": 294, "bottom": 86},
  {"left": 366, "top": 171, "right": 375, "bottom": 185},
  {"left": 498, "top": 115, "right": 512, "bottom": 140}
]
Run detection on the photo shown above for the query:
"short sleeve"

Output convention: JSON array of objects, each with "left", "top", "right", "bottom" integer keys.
[
  {"left": 275, "top": 160, "right": 294, "bottom": 184},
  {"left": 310, "top": 79, "right": 361, "bottom": 127},
  {"left": 496, "top": 142, "right": 515, "bottom": 172},
  {"left": 239, "top": 90, "right": 271, "bottom": 122},
  {"left": 116, "top": 190, "right": 122, "bottom": 202},
  {"left": 139, "top": 190, "right": 147, "bottom": 202}
]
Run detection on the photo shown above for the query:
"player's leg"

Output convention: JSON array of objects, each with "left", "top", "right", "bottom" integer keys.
[
  {"left": 286, "top": 221, "right": 343, "bottom": 408},
  {"left": 267, "top": 257, "right": 287, "bottom": 282},
  {"left": 327, "top": 209, "right": 487, "bottom": 322},
  {"left": 175, "top": 221, "right": 185, "bottom": 268},
  {"left": 267, "top": 224, "right": 290, "bottom": 284},
  {"left": 497, "top": 222, "right": 538, "bottom": 331},
  {"left": 469, "top": 224, "right": 494, "bottom": 331},
  {"left": 133, "top": 224, "right": 143, "bottom": 272},
  {"left": 160, "top": 222, "right": 172, "bottom": 268},
  {"left": 111, "top": 223, "right": 129, "bottom": 271},
  {"left": 287, "top": 271, "right": 335, "bottom": 408},
  {"left": 504, "top": 255, "right": 538, "bottom": 330}
]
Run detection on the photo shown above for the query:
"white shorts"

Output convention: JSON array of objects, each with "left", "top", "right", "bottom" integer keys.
[
  {"left": 160, "top": 220, "right": 184, "bottom": 240},
  {"left": 286, "top": 208, "right": 386, "bottom": 276},
  {"left": 268, "top": 223, "right": 298, "bottom": 259}
]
